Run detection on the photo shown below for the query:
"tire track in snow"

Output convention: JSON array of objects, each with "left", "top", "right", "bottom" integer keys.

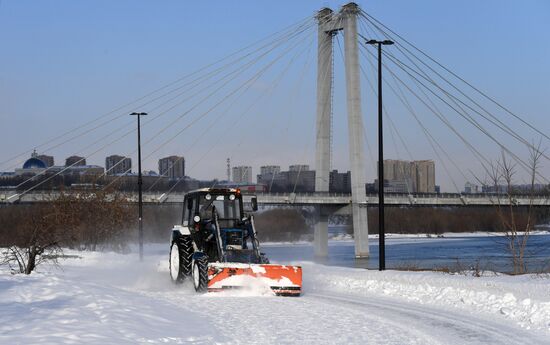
[
  {"left": 133, "top": 280, "right": 445, "bottom": 345},
  {"left": 308, "top": 293, "right": 548, "bottom": 345}
]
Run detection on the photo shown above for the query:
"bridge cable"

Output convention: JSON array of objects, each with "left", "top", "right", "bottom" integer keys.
[
  {"left": 358, "top": 41, "right": 462, "bottom": 193},
  {"left": 156, "top": 28, "right": 315, "bottom": 194},
  {"left": 228, "top": 30, "right": 317, "bottom": 191},
  {"left": 221, "top": 28, "right": 315, "bottom": 186},
  {"left": 360, "top": 12, "right": 550, "bottom": 186},
  {"left": 99, "top": 22, "right": 315, "bottom": 180},
  {"left": 334, "top": 32, "right": 379, "bottom": 186},
  {"left": 12, "top": 19, "right": 315, "bottom": 197},
  {"left": 362, "top": 12, "right": 550, "bottom": 181},
  {"left": 358, "top": 20, "right": 423, "bottom": 194},
  {"left": 358, "top": 42, "right": 493, "bottom": 180},
  {"left": 360, "top": 10, "right": 550, "bottom": 143},
  {"left": 0, "top": 15, "right": 315, "bottom": 169},
  {"left": 381, "top": 48, "right": 550, "bottom": 165},
  {"left": 356, "top": 33, "right": 415, "bottom": 193},
  {"left": 146, "top": 27, "right": 316, "bottom": 196},
  {"left": 6, "top": 17, "right": 315, "bottom": 183},
  {"left": 165, "top": 34, "right": 315, "bottom": 196},
  {"left": 359, "top": 21, "right": 420, "bottom": 193},
  {"left": 358, "top": 18, "right": 467, "bottom": 192},
  {"left": 378, "top": 48, "right": 550, "bottom": 185},
  {"left": 108, "top": 24, "right": 315, "bottom": 189},
  {"left": 0, "top": 16, "right": 312, "bottom": 166},
  {"left": 381, "top": 50, "right": 550, "bottom": 184}
]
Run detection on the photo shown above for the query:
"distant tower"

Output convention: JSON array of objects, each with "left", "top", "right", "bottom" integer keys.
[{"left": 226, "top": 158, "right": 231, "bottom": 181}]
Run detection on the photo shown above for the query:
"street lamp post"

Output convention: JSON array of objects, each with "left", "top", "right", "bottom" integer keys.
[
  {"left": 366, "top": 39, "right": 393, "bottom": 271},
  {"left": 130, "top": 112, "right": 147, "bottom": 261}
]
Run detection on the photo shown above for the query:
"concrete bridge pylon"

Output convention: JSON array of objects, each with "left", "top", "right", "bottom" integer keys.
[{"left": 314, "top": 3, "right": 369, "bottom": 258}]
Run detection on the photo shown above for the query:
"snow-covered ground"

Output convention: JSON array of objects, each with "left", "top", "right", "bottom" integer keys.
[{"left": 1, "top": 244, "right": 549, "bottom": 344}]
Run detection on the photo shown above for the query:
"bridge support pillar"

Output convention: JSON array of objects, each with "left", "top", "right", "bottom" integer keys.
[
  {"left": 342, "top": 2, "right": 369, "bottom": 258},
  {"left": 313, "top": 8, "right": 335, "bottom": 258},
  {"left": 315, "top": 3, "right": 369, "bottom": 258},
  {"left": 314, "top": 207, "right": 329, "bottom": 257},
  {"left": 314, "top": 8, "right": 334, "bottom": 194}
]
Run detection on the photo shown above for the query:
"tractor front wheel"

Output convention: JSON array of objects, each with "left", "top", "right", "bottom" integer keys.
[{"left": 192, "top": 256, "right": 209, "bottom": 293}]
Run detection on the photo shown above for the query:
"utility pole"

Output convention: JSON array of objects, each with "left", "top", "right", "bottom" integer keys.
[
  {"left": 366, "top": 39, "right": 394, "bottom": 271},
  {"left": 130, "top": 112, "right": 147, "bottom": 261}
]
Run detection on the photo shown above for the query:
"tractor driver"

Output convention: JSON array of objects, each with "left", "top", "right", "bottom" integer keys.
[{"left": 196, "top": 202, "right": 219, "bottom": 260}]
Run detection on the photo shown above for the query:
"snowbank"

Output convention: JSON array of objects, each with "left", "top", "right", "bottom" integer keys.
[
  {"left": 0, "top": 251, "right": 224, "bottom": 344},
  {"left": 302, "top": 262, "right": 550, "bottom": 333}
]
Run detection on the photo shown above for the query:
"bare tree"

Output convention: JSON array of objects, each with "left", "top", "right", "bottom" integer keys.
[{"left": 489, "top": 145, "right": 545, "bottom": 274}]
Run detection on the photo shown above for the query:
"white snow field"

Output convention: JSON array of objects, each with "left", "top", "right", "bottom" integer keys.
[{"left": 1, "top": 244, "right": 549, "bottom": 345}]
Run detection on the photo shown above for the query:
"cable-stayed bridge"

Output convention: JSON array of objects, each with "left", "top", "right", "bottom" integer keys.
[{"left": 1, "top": 3, "right": 549, "bottom": 259}]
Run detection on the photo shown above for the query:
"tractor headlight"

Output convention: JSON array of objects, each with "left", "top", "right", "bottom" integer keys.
[{"left": 229, "top": 194, "right": 235, "bottom": 200}]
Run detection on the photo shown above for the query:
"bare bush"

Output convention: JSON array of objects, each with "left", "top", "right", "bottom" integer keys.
[
  {"left": 66, "top": 190, "right": 134, "bottom": 252},
  {"left": 0, "top": 197, "right": 79, "bottom": 274},
  {"left": 1, "top": 190, "right": 134, "bottom": 274}
]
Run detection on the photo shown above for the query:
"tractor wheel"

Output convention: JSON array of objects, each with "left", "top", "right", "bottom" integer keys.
[
  {"left": 192, "top": 256, "right": 209, "bottom": 293},
  {"left": 169, "top": 236, "right": 193, "bottom": 284}
]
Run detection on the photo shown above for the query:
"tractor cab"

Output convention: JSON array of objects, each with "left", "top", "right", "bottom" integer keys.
[{"left": 181, "top": 188, "right": 264, "bottom": 264}]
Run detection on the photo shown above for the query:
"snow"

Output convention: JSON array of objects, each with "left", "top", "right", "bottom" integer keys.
[
  {"left": 1, "top": 244, "right": 549, "bottom": 344},
  {"left": 303, "top": 263, "right": 550, "bottom": 333}
]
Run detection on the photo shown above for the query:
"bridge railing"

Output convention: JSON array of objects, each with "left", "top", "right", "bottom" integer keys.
[{"left": 254, "top": 191, "right": 547, "bottom": 199}]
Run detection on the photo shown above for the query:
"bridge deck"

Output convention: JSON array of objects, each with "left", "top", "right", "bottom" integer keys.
[{"left": 1, "top": 191, "right": 548, "bottom": 206}]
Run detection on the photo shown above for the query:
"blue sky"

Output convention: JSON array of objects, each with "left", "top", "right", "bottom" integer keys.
[{"left": 1, "top": 1, "right": 549, "bottom": 191}]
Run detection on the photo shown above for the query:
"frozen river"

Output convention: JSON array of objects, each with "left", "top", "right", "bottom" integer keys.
[{"left": 263, "top": 233, "right": 550, "bottom": 273}]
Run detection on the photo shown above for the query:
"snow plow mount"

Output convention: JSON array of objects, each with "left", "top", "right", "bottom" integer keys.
[{"left": 207, "top": 263, "right": 302, "bottom": 296}]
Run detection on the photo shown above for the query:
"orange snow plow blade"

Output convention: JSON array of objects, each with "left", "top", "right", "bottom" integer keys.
[{"left": 207, "top": 263, "right": 302, "bottom": 296}]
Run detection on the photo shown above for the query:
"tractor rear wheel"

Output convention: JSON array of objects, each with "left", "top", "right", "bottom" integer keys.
[
  {"left": 192, "top": 256, "right": 209, "bottom": 293},
  {"left": 169, "top": 236, "right": 193, "bottom": 283}
]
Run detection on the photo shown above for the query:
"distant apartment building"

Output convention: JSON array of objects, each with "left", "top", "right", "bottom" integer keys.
[
  {"left": 257, "top": 166, "right": 349, "bottom": 193},
  {"left": 36, "top": 154, "right": 54, "bottom": 167},
  {"left": 286, "top": 169, "right": 315, "bottom": 192},
  {"left": 381, "top": 159, "right": 413, "bottom": 193},
  {"left": 329, "top": 170, "right": 351, "bottom": 193},
  {"left": 260, "top": 165, "right": 281, "bottom": 175},
  {"left": 464, "top": 182, "right": 479, "bottom": 194},
  {"left": 383, "top": 159, "right": 411, "bottom": 181},
  {"left": 65, "top": 155, "right": 86, "bottom": 167},
  {"left": 232, "top": 166, "right": 252, "bottom": 184},
  {"left": 414, "top": 160, "right": 435, "bottom": 193},
  {"left": 373, "top": 178, "right": 409, "bottom": 193},
  {"left": 289, "top": 164, "right": 309, "bottom": 172},
  {"left": 482, "top": 183, "right": 547, "bottom": 194},
  {"left": 158, "top": 155, "right": 185, "bottom": 179},
  {"left": 379, "top": 159, "right": 435, "bottom": 193},
  {"left": 105, "top": 155, "right": 131, "bottom": 175}
]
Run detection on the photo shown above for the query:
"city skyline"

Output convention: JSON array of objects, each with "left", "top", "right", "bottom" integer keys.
[
  {"left": 3, "top": 148, "right": 547, "bottom": 195},
  {"left": 0, "top": 1, "right": 548, "bottom": 192}
]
